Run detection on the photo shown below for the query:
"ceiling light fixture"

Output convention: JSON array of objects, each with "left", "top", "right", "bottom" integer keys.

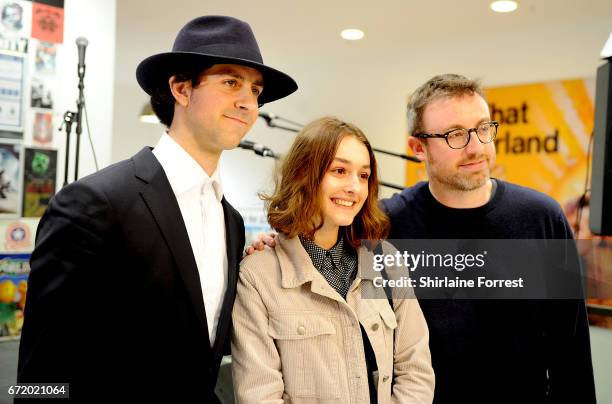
[
  {"left": 340, "top": 28, "right": 364, "bottom": 41},
  {"left": 490, "top": 0, "right": 518, "bottom": 13}
]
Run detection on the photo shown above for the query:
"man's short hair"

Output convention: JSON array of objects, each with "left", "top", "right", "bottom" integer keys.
[
  {"left": 149, "top": 66, "right": 210, "bottom": 127},
  {"left": 407, "top": 74, "right": 485, "bottom": 135}
]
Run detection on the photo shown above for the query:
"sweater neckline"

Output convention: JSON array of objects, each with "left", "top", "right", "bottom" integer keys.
[{"left": 424, "top": 178, "right": 504, "bottom": 215}]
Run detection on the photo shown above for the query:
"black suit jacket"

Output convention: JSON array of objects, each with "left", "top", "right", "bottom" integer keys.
[{"left": 17, "top": 148, "right": 245, "bottom": 401}]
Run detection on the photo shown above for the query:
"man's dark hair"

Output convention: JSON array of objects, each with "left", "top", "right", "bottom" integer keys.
[{"left": 149, "top": 66, "right": 210, "bottom": 127}]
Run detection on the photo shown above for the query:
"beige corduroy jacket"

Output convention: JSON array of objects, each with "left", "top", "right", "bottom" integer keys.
[{"left": 231, "top": 234, "right": 434, "bottom": 404}]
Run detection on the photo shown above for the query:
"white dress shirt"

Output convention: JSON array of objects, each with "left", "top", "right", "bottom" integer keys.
[{"left": 153, "top": 132, "right": 227, "bottom": 346}]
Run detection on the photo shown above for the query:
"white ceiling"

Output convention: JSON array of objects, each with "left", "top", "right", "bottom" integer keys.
[
  {"left": 111, "top": 0, "right": 612, "bottom": 200},
  {"left": 115, "top": 0, "right": 612, "bottom": 82}
]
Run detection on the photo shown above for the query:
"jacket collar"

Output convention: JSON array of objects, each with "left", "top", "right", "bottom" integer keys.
[
  {"left": 153, "top": 132, "right": 223, "bottom": 201},
  {"left": 275, "top": 234, "right": 379, "bottom": 286},
  {"left": 131, "top": 147, "right": 244, "bottom": 357},
  {"left": 275, "top": 234, "right": 317, "bottom": 289},
  {"left": 131, "top": 147, "right": 213, "bottom": 349}
]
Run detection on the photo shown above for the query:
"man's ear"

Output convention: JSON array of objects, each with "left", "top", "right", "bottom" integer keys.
[
  {"left": 408, "top": 136, "right": 427, "bottom": 162},
  {"left": 169, "top": 76, "right": 191, "bottom": 107}
]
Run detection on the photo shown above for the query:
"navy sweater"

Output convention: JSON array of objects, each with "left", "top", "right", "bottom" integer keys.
[{"left": 382, "top": 180, "right": 596, "bottom": 404}]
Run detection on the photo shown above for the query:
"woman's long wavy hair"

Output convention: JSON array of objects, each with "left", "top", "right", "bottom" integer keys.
[{"left": 261, "top": 116, "right": 389, "bottom": 248}]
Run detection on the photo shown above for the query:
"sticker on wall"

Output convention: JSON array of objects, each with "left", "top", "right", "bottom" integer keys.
[
  {"left": 0, "top": 35, "right": 28, "bottom": 53},
  {"left": 0, "top": 141, "right": 21, "bottom": 217},
  {"left": 0, "top": 253, "right": 30, "bottom": 339},
  {"left": 0, "top": 51, "right": 24, "bottom": 133},
  {"left": 22, "top": 147, "right": 56, "bottom": 217},
  {"left": 34, "top": 40, "right": 55, "bottom": 74},
  {"left": 31, "top": 2, "right": 63, "bottom": 44},
  {"left": 32, "top": 111, "right": 52, "bottom": 145},
  {"left": 30, "top": 76, "right": 53, "bottom": 109},
  {"left": 0, "top": 0, "right": 32, "bottom": 38},
  {"left": 0, "top": 217, "right": 37, "bottom": 251},
  {"left": 4, "top": 220, "right": 30, "bottom": 250}
]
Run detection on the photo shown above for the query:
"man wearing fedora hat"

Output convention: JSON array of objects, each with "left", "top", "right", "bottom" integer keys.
[{"left": 17, "top": 16, "right": 297, "bottom": 401}]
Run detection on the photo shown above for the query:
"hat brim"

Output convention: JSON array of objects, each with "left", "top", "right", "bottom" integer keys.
[{"left": 136, "top": 52, "right": 297, "bottom": 104}]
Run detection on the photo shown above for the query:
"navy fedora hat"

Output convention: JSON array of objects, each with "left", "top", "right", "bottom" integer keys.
[{"left": 136, "top": 15, "right": 297, "bottom": 104}]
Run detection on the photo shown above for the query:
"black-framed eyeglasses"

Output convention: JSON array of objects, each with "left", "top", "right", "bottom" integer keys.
[{"left": 413, "top": 121, "right": 499, "bottom": 149}]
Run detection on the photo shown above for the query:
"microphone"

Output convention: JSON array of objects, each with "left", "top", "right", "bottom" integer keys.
[
  {"left": 239, "top": 140, "right": 256, "bottom": 150},
  {"left": 258, "top": 111, "right": 276, "bottom": 123},
  {"left": 76, "top": 37, "right": 88, "bottom": 79},
  {"left": 239, "top": 140, "right": 278, "bottom": 159},
  {"left": 258, "top": 111, "right": 300, "bottom": 132},
  {"left": 257, "top": 111, "right": 419, "bottom": 163},
  {"left": 254, "top": 143, "right": 277, "bottom": 158}
]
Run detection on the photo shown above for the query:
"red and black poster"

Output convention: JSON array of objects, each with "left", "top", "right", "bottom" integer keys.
[
  {"left": 31, "top": 1, "right": 63, "bottom": 44},
  {"left": 22, "top": 147, "right": 56, "bottom": 217}
]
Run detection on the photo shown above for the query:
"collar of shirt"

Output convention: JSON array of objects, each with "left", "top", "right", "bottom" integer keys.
[
  {"left": 300, "top": 235, "right": 346, "bottom": 270},
  {"left": 299, "top": 235, "right": 358, "bottom": 298},
  {"left": 152, "top": 132, "right": 223, "bottom": 201}
]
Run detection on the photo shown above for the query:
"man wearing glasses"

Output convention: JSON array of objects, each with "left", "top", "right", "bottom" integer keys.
[
  {"left": 383, "top": 74, "right": 596, "bottom": 403},
  {"left": 248, "top": 73, "right": 596, "bottom": 402}
]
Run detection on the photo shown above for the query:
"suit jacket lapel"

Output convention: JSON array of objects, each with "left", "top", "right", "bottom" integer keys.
[
  {"left": 212, "top": 198, "right": 240, "bottom": 356},
  {"left": 131, "top": 148, "right": 212, "bottom": 349}
]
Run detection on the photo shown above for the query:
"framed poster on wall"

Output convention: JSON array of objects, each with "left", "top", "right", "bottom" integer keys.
[
  {"left": 0, "top": 51, "right": 25, "bottom": 136},
  {"left": 0, "top": 140, "right": 22, "bottom": 217},
  {"left": 22, "top": 147, "right": 56, "bottom": 217}
]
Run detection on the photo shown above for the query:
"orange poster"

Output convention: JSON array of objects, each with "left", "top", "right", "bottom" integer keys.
[
  {"left": 405, "top": 78, "right": 595, "bottom": 208},
  {"left": 31, "top": 2, "right": 64, "bottom": 44}
]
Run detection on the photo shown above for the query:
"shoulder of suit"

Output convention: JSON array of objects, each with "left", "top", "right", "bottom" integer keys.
[
  {"left": 73, "top": 155, "right": 139, "bottom": 186},
  {"left": 222, "top": 198, "right": 244, "bottom": 221},
  {"left": 53, "top": 150, "right": 151, "bottom": 204}
]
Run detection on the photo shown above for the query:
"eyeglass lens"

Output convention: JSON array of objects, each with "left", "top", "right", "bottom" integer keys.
[{"left": 447, "top": 122, "right": 497, "bottom": 149}]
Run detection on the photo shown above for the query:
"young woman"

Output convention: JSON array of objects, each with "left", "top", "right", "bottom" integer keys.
[{"left": 231, "top": 117, "right": 434, "bottom": 403}]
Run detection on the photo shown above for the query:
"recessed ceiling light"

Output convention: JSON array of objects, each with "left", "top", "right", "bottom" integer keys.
[
  {"left": 341, "top": 29, "right": 364, "bottom": 41},
  {"left": 490, "top": 0, "right": 518, "bottom": 13}
]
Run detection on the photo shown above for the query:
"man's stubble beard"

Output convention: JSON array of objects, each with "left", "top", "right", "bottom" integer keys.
[{"left": 427, "top": 150, "right": 491, "bottom": 192}]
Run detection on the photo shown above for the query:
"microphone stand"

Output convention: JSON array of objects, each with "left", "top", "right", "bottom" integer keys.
[
  {"left": 74, "top": 63, "right": 86, "bottom": 181},
  {"left": 372, "top": 147, "right": 421, "bottom": 163},
  {"left": 258, "top": 113, "right": 410, "bottom": 190},
  {"left": 60, "top": 112, "right": 75, "bottom": 187},
  {"left": 266, "top": 121, "right": 300, "bottom": 132},
  {"left": 61, "top": 39, "right": 87, "bottom": 187},
  {"left": 259, "top": 114, "right": 300, "bottom": 133},
  {"left": 238, "top": 141, "right": 279, "bottom": 159},
  {"left": 239, "top": 142, "right": 404, "bottom": 190},
  {"left": 379, "top": 181, "right": 404, "bottom": 191}
]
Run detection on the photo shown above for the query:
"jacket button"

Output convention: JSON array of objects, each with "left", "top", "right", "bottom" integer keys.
[
  {"left": 382, "top": 375, "right": 390, "bottom": 382},
  {"left": 371, "top": 323, "right": 379, "bottom": 331},
  {"left": 297, "top": 326, "right": 306, "bottom": 335}
]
